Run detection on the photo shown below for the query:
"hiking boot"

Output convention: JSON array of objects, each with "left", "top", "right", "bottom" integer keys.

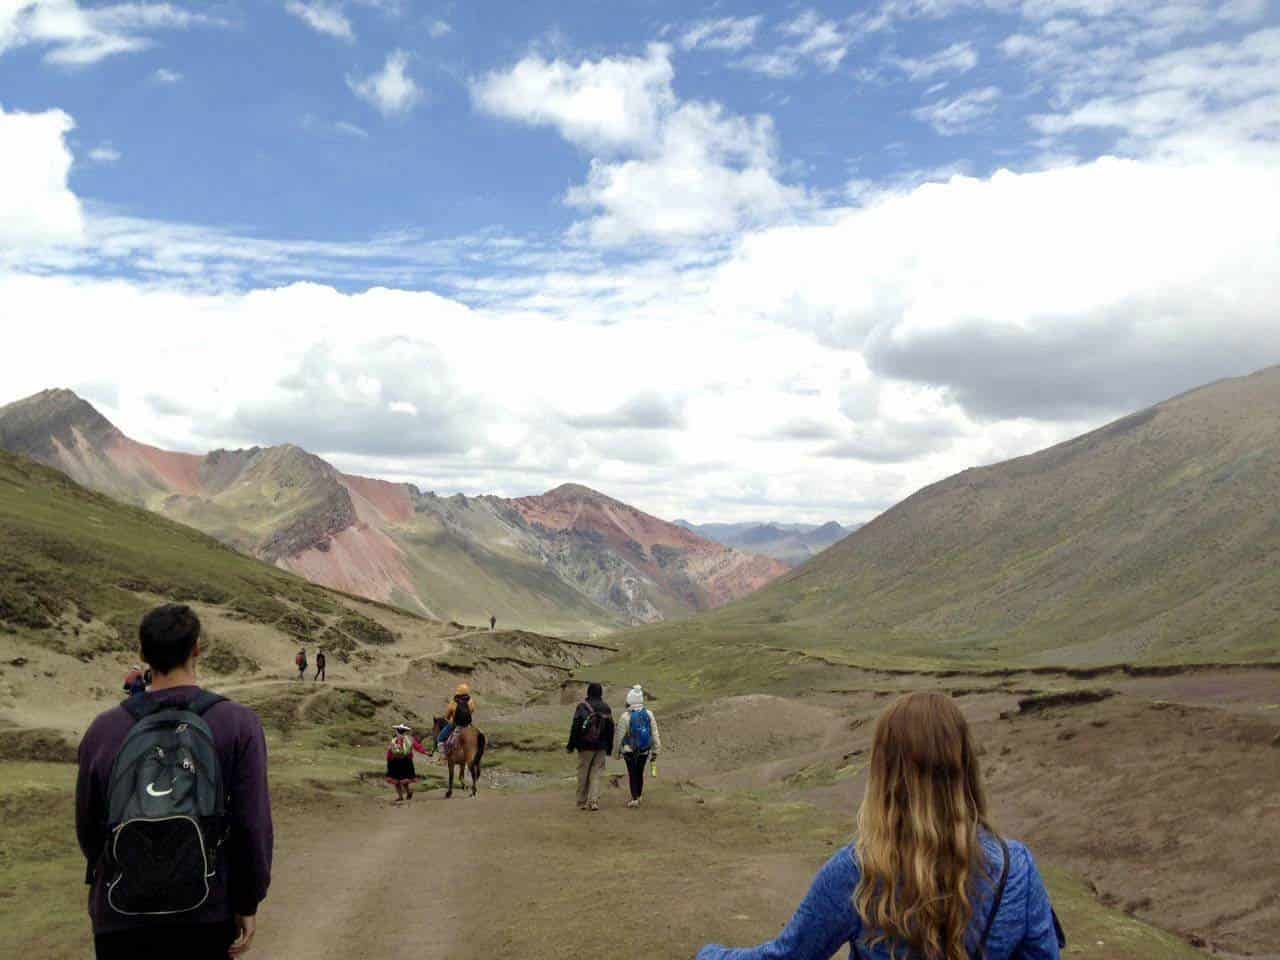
[
  {"left": 588, "top": 801, "right": 599, "bottom": 811},
  {"left": 576, "top": 801, "right": 588, "bottom": 810},
  {"left": 626, "top": 799, "right": 639, "bottom": 808}
]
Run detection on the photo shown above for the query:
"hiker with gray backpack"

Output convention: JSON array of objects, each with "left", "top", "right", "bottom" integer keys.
[
  {"left": 76, "top": 604, "right": 273, "bottom": 959},
  {"left": 566, "top": 681, "right": 614, "bottom": 811}
]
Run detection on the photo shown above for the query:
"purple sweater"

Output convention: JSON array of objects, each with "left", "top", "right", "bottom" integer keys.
[{"left": 75, "top": 686, "right": 274, "bottom": 933}]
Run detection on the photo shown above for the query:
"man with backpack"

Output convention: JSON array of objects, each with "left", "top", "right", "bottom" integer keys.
[
  {"left": 314, "top": 648, "right": 326, "bottom": 682},
  {"left": 295, "top": 647, "right": 307, "bottom": 681},
  {"left": 615, "top": 684, "right": 661, "bottom": 808},
  {"left": 566, "top": 681, "right": 614, "bottom": 811},
  {"left": 76, "top": 604, "right": 273, "bottom": 959}
]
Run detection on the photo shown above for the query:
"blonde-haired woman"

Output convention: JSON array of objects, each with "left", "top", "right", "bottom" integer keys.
[{"left": 697, "top": 692, "right": 1064, "bottom": 960}]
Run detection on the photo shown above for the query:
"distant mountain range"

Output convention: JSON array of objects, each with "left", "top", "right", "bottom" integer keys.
[
  {"left": 0, "top": 390, "right": 787, "bottom": 635},
  {"left": 632, "top": 366, "right": 1280, "bottom": 667},
  {"left": 674, "top": 520, "right": 855, "bottom": 566}
]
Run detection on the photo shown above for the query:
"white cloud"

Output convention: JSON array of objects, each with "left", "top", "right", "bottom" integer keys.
[
  {"left": 912, "top": 85, "right": 1000, "bottom": 134},
  {"left": 428, "top": 19, "right": 451, "bottom": 38},
  {"left": 0, "top": 0, "right": 225, "bottom": 66},
  {"left": 680, "top": 16, "right": 761, "bottom": 52},
  {"left": 892, "top": 41, "right": 979, "bottom": 80},
  {"left": 151, "top": 66, "right": 181, "bottom": 83},
  {"left": 285, "top": 1, "right": 353, "bottom": 41},
  {"left": 737, "top": 9, "right": 850, "bottom": 77},
  {"left": 347, "top": 50, "right": 423, "bottom": 116},
  {"left": 88, "top": 143, "right": 121, "bottom": 163},
  {"left": 709, "top": 151, "right": 1280, "bottom": 420},
  {"left": 0, "top": 104, "right": 84, "bottom": 248},
  {"left": 474, "top": 45, "right": 807, "bottom": 245},
  {"left": 334, "top": 120, "right": 369, "bottom": 138},
  {"left": 473, "top": 44, "right": 674, "bottom": 153}
]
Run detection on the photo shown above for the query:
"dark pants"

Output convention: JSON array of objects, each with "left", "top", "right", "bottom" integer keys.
[
  {"left": 95, "top": 920, "right": 237, "bottom": 959},
  {"left": 624, "top": 751, "right": 650, "bottom": 799},
  {"left": 315, "top": 664, "right": 325, "bottom": 680}
]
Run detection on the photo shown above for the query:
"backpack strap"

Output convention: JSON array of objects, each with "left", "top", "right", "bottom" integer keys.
[
  {"left": 976, "top": 836, "right": 1011, "bottom": 956},
  {"left": 187, "top": 691, "right": 226, "bottom": 716},
  {"left": 120, "top": 690, "right": 226, "bottom": 721}
]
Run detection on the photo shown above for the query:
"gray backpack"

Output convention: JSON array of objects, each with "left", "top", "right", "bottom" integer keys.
[{"left": 104, "top": 691, "right": 227, "bottom": 916}]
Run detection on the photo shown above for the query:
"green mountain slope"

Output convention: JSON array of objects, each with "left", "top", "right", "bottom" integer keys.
[
  {"left": 0, "top": 448, "right": 404, "bottom": 661},
  {"left": 614, "top": 366, "right": 1280, "bottom": 671}
]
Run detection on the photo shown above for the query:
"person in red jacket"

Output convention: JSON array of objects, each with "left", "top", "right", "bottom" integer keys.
[{"left": 385, "top": 723, "right": 430, "bottom": 803}]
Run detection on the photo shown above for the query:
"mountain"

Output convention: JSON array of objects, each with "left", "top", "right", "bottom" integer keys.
[
  {"left": 675, "top": 519, "right": 854, "bottom": 566},
  {"left": 632, "top": 366, "right": 1280, "bottom": 667},
  {"left": 0, "top": 390, "right": 786, "bottom": 635}
]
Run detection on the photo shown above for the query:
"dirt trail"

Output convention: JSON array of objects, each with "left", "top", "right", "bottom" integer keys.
[{"left": 252, "top": 779, "right": 819, "bottom": 960}]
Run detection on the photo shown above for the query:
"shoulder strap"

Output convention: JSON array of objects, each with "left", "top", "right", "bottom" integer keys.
[
  {"left": 187, "top": 691, "right": 227, "bottom": 716},
  {"left": 121, "top": 693, "right": 160, "bottom": 721},
  {"left": 976, "top": 837, "right": 1011, "bottom": 956}
]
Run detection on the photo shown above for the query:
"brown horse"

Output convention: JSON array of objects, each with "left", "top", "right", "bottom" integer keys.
[{"left": 432, "top": 702, "right": 486, "bottom": 798}]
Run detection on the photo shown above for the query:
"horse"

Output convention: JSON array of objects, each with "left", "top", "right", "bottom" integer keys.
[{"left": 432, "top": 702, "right": 486, "bottom": 798}]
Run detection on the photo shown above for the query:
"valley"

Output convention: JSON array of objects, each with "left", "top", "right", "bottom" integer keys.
[{"left": 1, "top": 369, "right": 1278, "bottom": 959}]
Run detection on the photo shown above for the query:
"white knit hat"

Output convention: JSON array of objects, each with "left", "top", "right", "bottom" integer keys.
[{"left": 625, "top": 685, "right": 644, "bottom": 708}]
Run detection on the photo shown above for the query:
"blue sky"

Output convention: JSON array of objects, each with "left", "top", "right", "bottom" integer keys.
[{"left": 2, "top": 0, "right": 1279, "bottom": 522}]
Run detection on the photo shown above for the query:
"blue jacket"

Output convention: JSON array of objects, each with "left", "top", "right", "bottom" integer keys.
[{"left": 697, "top": 834, "right": 1061, "bottom": 960}]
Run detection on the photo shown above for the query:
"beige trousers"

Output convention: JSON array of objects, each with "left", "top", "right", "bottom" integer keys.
[{"left": 576, "top": 749, "right": 607, "bottom": 805}]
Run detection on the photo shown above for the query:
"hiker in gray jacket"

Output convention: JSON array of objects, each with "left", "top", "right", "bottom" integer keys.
[{"left": 615, "top": 685, "right": 660, "bottom": 808}]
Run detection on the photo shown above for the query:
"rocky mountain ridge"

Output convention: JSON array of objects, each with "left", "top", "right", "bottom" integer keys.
[{"left": 0, "top": 390, "right": 786, "bottom": 634}]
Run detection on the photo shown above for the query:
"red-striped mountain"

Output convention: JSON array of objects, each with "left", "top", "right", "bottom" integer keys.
[{"left": 0, "top": 389, "right": 786, "bottom": 635}]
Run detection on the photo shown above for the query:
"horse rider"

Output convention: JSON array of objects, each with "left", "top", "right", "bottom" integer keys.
[{"left": 436, "top": 682, "right": 477, "bottom": 755}]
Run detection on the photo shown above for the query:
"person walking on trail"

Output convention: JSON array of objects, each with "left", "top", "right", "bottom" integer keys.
[
  {"left": 567, "top": 681, "right": 614, "bottom": 811},
  {"left": 489, "top": 614, "right": 496, "bottom": 631},
  {"left": 76, "top": 604, "right": 273, "bottom": 960},
  {"left": 615, "top": 684, "right": 660, "bottom": 808},
  {"left": 121, "top": 664, "right": 145, "bottom": 697},
  {"left": 435, "top": 682, "right": 477, "bottom": 755},
  {"left": 695, "top": 691, "right": 1066, "bottom": 960},
  {"left": 294, "top": 647, "right": 307, "bottom": 681},
  {"left": 386, "top": 723, "right": 430, "bottom": 803},
  {"left": 314, "top": 649, "right": 326, "bottom": 682}
]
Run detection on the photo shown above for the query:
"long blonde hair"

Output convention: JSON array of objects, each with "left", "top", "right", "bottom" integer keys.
[{"left": 854, "top": 691, "right": 992, "bottom": 960}]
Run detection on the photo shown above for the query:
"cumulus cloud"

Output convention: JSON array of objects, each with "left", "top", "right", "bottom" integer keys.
[
  {"left": 473, "top": 44, "right": 675, "bottom": 153},
  {"left": 151, "top": 66, "right": 181, "bottom": 83},
  {"left": 474, "top": 45, "right": 807, "bottom": 245},
  {"left": 0, "top": 104, "right": 84, "bottom": 249},
  {"left": 710, "top": 152, "right": 1280, "bottom": 420},
  {"left": 0, "top": 1, "right": 225, "bottom": 66},
  {"left": 912, "top": 86, "right": 1000, "bottom": 134},
  {"left": 566, "top": 393, "right": 686, "bottom": 431},
  {"left": 285, "top": 1, "right": 353, "bottom": 41},
  {"left": 348, "top": 50, "right": 423, "bottom": 116}
]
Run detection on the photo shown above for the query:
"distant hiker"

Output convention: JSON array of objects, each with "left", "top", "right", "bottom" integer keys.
[
  {"left": 567, "top": 681, "right": 614, "bottom": 811},
  {"left": 76, "top": 604, "right": 273, "bottom": 960},
  {"left": 295, "top": 648, "right": 307, "bottom": 681},
  {"left": 695, "top": 691, "right": 1066, "bottom": 960},
  {"left": 490, "top": 614, "right": 497, "bottom": 631},
  {"left": 314, "top": 649, "right": 326, "bottom": 682},
  {"left": 435, "top": 682, "right": 476, "bottom": 754},
  {"left": 386, "top": 723, "right": 430, "bottom": 803},
  {"left": 615, "top": 685, "right": 660, "bottom": 808},
  {"left": 122, "top": 665, "right": 145, "bottom": 697}
]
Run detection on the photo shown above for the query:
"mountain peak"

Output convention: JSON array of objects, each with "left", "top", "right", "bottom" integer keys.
[
  {"left": 542, "top": 482, "right": 610, "bottom": 501},
  {"left": 0, "top": 387, "right": 120, "bottom": 456}
]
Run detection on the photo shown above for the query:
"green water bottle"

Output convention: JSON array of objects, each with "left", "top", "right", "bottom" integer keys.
[{"left": 651, "top": 761, "right": 658, "bottom": 778}]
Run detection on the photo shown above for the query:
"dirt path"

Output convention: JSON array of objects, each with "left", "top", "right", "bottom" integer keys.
[{"left": 252, "top": 778, "right": 821, "bottom": 960}]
